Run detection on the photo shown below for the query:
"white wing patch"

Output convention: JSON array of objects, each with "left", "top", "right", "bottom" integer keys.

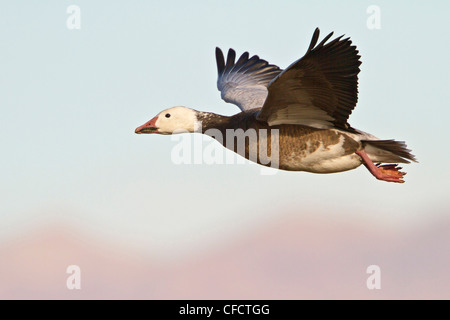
[{"left": 267, "top": 104, "right": 335, "bottom": 128}]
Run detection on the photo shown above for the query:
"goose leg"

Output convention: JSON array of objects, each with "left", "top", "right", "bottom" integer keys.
[{"left": 355, "top": 150, "right": 406, "bottom": 183}]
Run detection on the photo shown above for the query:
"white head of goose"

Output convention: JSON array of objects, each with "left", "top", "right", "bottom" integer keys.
[{"left": 136, "top": 28, "right": 417, "bottom": 183}]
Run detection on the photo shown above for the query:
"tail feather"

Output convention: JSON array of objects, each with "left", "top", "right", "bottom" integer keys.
[{"left": 362, "top": 139, "right": 417, "bottom": 164}]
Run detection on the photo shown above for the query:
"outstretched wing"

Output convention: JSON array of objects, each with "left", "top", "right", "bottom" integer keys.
[
  {"left": 216, "top": 47, "right": 282, "bottom": 112},
  {"left": 256, "top": 28, "right": 362, "bottom": 129}
]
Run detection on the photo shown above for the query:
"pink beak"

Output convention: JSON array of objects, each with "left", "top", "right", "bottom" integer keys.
[{"left": 135, "top": 116, "right": 159, "bottom": 134}]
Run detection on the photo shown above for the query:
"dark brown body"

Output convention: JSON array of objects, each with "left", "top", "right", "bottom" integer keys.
[{"left": 198, "top": 110, "right": 363, "bottom": 173}]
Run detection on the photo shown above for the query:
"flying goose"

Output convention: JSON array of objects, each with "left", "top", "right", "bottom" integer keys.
[{"left": 135, "top": 28, "right": 416, "bottom": 183}]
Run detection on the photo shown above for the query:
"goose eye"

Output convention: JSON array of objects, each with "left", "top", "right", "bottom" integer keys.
[{"left": 165, "top": 113, "right": 171, "bottom": 118}]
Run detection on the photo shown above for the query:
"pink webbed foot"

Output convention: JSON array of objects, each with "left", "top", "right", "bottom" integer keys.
[
  {"left": 371, "top": 163, "right": 406, "bottom": 183},
  {"left": 356, "top": 150, "right": 407, "bottom": 183}
]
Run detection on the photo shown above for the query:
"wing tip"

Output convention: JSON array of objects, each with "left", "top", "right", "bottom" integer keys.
[
  {"left": 215, "top": 47, "right": 225, "bottom": 75},
  {"left": 307, "top": 28, "right": 321, "bottom": 52},
  {"left": 225, "top": 49, "right": 237, "bottom": 72}
]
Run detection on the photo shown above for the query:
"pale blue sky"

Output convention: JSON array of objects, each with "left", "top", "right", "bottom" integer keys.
[{"left": 1, "top": 1, "right": 449, "bottom": 257}]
